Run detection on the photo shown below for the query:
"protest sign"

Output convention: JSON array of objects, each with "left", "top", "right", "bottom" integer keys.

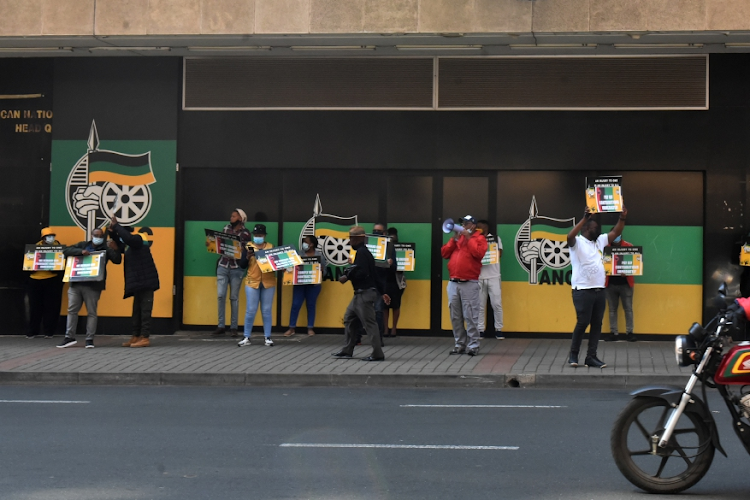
[
  {"left": 283, "top": 256, "right": 322, "bottom": 285},
  {"left": 255, "top": 245, "right": 303, "bottom": 273},
  {"left": 604, "top": 246, "right": 643, "bottom": 276},
  {"left": 205, "top": 229, "right": 242, "bottom": 259},
  {"left": 62, "top": 252, "right": 106, "bottom": 282},
  {"left": 586, "top": 176, "right": 624, "bottom": 213},
  {"left": 22, "top": 245, "right": 65, "bottom": 271},
  {"left": 481, "top": 236, "right": 500, "bottom": 266},
  {"left": 394, "top": 243, "right": 415, "bottom": 272}
]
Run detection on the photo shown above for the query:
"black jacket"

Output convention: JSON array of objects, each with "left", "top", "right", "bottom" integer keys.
[
  {"left": 111, "top": 225, "right": 160, "bottom": 298},
  {"left": 63, "top": 238, "right": 122, "bottom": 291}
]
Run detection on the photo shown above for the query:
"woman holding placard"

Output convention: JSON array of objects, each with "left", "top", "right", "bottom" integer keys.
[
  {"left": 237, "top": 224, "right": 275, "bottom": 347},
  {"left": 284, "top": 235, "right": 327, "bottom": 337}
]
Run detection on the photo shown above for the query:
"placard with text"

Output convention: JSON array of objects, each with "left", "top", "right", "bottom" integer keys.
[
  {"left": 586, "top": 176, "right": 624, "bottom": 213},
  {"left": 481, "top": 236, "right": 500, "bottom": 266},
  {"left": 205, "top": 229, "right": 242, "bottom": 259},
  {"left": 255, "top": 245, "right": 303, "bottom": 273},
  {"left": 62, "top": 252, "right": 106, "bottom": 282},
  {"left": 604, "top": 246, "right": 643, "bottom": 276},
  {"left": 283, "top": 256, "right": 322, "bottom": 285},
  {"left": 394, "top": 243, "right": 416, "bottom": 272},
  {"left": 22, "top": 245, "right": 65, "bottom": 271}
]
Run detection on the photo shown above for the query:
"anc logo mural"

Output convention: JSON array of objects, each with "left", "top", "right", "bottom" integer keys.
[
  {"left": 300, "top": 194, "right": 357, "bottom": 267},
  {"left": 515, "top": 197, "right": 576, "bottom": 285},
  {"left": 65, "top": 121, "right": 155, "bottom": 238}
]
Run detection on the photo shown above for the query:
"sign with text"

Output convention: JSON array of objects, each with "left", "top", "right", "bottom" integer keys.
[
  {"left": 604, "top": 246, "right": 643, "bottom": 276},
  {"left": 365, "top": 235, "right": 388, "bottom": 262},
  {"left": 255, "top": 245, "right": 303, "bottom": 273},
  {"left": 741, "top": 244, "right": 750, "bottom": 267},
  {"left": 482, "top": 236, "right": 500, "bottom": 266},
  {"left": 586, "top": 176, "right": 624, "bottom": 213},
  {"left": 22, "top": 245, "right": 65, "bottom": 271},
  {"left": 205, "top": 229, "right": 242, "bottom": 259},
  {"left": 62, "top": 252, "right": 106, "bottom": 282},
  {"left": 394, "top": 243, "right": 416, "bottom": 272},
  {"left": 283, "top": 256, "right": 322, "bottom": 285}
]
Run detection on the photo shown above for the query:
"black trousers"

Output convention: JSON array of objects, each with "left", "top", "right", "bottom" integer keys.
[
  {"left": 27, "top": 277, "right": 63, "bottom": 336},
  {"left": 132, "top": 290, "right": 154, "bottom": 338},
  {"left": 570, "top": 288, "right": 606, "bottom": 358}
]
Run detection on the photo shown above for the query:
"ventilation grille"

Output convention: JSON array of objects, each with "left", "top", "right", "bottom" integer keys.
[
  {"left": 438, "top": 57, "right": 707, "bottom": 109},
  {"left": 184, "top": 57, "right": 434, "bottom": 109}
]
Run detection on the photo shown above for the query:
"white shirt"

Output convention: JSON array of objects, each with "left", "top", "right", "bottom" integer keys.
[
  {"left": 569, "top": 233, "right": 609, "bottom": 289},
  {"left": 479, "top": 234, "right": 503, "bottom": 280}
]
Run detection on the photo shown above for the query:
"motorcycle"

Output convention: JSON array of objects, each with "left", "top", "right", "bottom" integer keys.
[{"left": 611, "top": 284, "right": 750, "bottom": 493}]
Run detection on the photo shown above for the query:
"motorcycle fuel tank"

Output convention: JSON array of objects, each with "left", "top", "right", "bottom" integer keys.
[{"left": 714, "top": 342, "right": 750, "bottom": 385}]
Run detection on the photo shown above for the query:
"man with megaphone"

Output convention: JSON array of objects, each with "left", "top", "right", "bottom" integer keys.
[{"left": 441, "top": 215, "right": 488, "bottom": 356}]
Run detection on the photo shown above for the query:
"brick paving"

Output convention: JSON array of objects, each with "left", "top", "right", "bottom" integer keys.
[{"left": 0, "top": 332, "right": 694, "bottom": 388}]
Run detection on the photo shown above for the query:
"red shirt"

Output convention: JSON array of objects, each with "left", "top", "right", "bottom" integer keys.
[
  {"left": 605, "top": 239, "right": 635, "bottom": 288},
  {"left": 441, "top": 233, "right": 487, "bottom": 281}
]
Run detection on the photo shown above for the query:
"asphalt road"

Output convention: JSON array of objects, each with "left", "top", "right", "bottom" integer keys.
[{"left": 1, "top": 386, "right": 748, "bottom": 500}]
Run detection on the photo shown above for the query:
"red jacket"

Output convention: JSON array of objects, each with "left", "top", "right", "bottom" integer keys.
[
  {"left": 605, "top": 239, "right": 635, "bottom": 288},
  {"left": 441, "top": 233, "right": 487, "bottom": 281}
]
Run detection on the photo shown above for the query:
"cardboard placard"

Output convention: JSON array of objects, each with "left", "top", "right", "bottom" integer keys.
[
  {"left": 255, "top": 245, "right": 303, "bottom": 273},
  {"left": 741, "top": 244, "right": 750, "bottom": 267},
  {"left": 205, "top": 229, "right": 242, "bottom": 259},
  {"left": 23, "top": 245, "right": 65, "bottom": 271},
  {"left": 586, "top": 176, "right": 624, "bottom": 213},
  {"left": 283, "top": 256, "right": 322, "bottom": 285},
  {"left": 62, "top": 252, "right": 106, "bottom": 282},
  {"left": 365, "top": 235, "right": 388, "bottom": 261},
  {"left": 394, "top": 243, "right": 416, "bottom": 272},
  {"left": 481, "top": 236, "right": 499, "bottom": 266},
  {"left": 604, "top": 246, "right": 643, "bottom": 276}
]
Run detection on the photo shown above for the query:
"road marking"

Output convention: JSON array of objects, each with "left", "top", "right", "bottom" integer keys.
[
  {"left": 0, "top": 400, "right": 90, "bottom": 404},
  {"left": 400, "top": 404, "right": 566, "bottom": 408},
  {"left": 280, "top": 443, "right": 518, "bottom": 450}
]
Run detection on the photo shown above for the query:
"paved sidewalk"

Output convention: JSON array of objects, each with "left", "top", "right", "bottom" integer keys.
[{"left": 0, "top": 332, "right": 691, "bottom": 389}]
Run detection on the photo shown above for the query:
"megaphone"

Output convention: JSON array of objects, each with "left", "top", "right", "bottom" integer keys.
[{"left": 442, "top": 218, "right": 464, "bottom": 235}]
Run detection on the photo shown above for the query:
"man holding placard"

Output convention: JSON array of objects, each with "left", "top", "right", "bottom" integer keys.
[
  {"left": 566, "top": 207, "right": 627, "bottom": 368},
  {"left": 605, "top": 233, "right": 636, "bottom": 342},
  {"left": 58, "top": 228, "right": 122, "bottom": 348},
  {"left": 25, "top": 227, "right": 64, "bottom": 338}
]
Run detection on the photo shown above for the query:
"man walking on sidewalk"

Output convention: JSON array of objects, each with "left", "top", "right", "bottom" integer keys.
[
  {"left": 441, "top": 215, "right": 487, "bottom": 356},
  {"left": 566, "top": 207, "right": 627, "bottom": 368},
  {"left": 109, "top": 216, "right": 160, "bottom": 348}
]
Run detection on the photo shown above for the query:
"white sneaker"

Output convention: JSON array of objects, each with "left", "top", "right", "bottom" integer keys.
[
  {"left": 264, "top": 337, "right": 274, "bottom": 346},
  {"left": 237, "top": 337, "right": 251, "bottom": 347}
]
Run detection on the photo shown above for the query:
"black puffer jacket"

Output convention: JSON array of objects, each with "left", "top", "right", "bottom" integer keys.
[{"left": 111, "top": 224, "right": 160, "bottom": 298}]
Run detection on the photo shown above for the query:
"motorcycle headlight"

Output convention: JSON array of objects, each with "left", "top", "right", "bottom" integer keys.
[{"left": 675, "top": 335, "right": 697, "bottom": 367}]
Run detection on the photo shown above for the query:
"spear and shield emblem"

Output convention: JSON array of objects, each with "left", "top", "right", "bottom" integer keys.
[{"left": 65, "top": 121, "right": 155, "bottom": 239}]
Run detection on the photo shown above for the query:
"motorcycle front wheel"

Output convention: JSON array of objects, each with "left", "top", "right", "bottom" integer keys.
[{"left": 611, "top": 396, "right": 715, "bottom": 494}]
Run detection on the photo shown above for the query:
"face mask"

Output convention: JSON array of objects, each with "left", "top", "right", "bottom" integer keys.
[
  {"left": 43, "top": 236, "right": 55, "bottom": 244},
  {"left": 372, "top": 229, "right": 384, "bottom": 235},
  {"left": 302, "top": 242, "right": 311, "bottom": 251},
  {"left": 613, "top": 235, "right": 622, "bottom": 244},
  {"left": 92, "top": 237, "right": 104, "bottom": 246},
  {"left": 253, "top": 236, "right": 264, "bottom": 245}
]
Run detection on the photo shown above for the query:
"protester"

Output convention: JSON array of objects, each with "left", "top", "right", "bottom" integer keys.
[
  {"left": 284, "top": 235, "right": 327, "bottom": 337},
  {"left": 109, "top": 217, "right": 160, "bottom": 348},
  {"left": 332, "top": 226, "right": 391, "bottom": 361},
  {"left": 605, "top": 232, "right": 636, "bottom": 342},
  {"left": 476, "top": 220, "right": 504, "bottom": 340},
  {"left": 371, "top": 223, "right": 395, "bottom": 345},
  {"left": 238, "top": 224, "right": 275, "bottom": 347},
  {"left": 441, "top": 215, "right": 488, "bottom": 356},
  {"left": 26, "top": 227, "right": 64, "bottom": 338},
  {"left": 58, "top": 228, "right": 122, "bottom": 348},
  {"left": 566, "top": 207, "right": 627, "bottom": 368},
  {"left": 384, "top": 226, "right": 406, "bottom": 337},
  {"left": 213, "top": 208, "right": 251, "bottom": 337}
]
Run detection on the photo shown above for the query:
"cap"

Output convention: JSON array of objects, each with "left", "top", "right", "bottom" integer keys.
[
  {"left": 459, "top": 215, "right": 476, "bottom": 224},
  {"left": 349, "top": 225, "right": 366, "bottom": 236},
  {"left": 41, "top": 227, "right": 55, "bottom": 237},
  {"left": 235, "top": 208, "right": 247, "bottom": 223},
  {"left": 252, "top": 223, "right": 267, "bottom": 235}
]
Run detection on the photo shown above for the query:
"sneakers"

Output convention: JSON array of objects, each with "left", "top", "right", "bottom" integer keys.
[
  {"left": 264, "top": 337, "right": 274, "bottom": 347},
  {"left": 585, "top": 356, "right": 607, "bottom": 368},
  {"left": 466, "top": 348, "right": 479, "bottom": 356},
  {"left": 130, "top": 337, "right": 150, "bottom": 348},
  {"left": 57, "top": 337, "right": 77, "bottom": 348},
  {"left": 85, "top": 339, "right": 95, "bottom": 349},
  {"left": 211, "top": 327, "right": 226, "bottom": 337},
  {"left": 626, "top": 333, "right": 637, "bottom": 342},
  {"left": 237, "top": 337, "right": 251, "bottom": 347},
  {"left": 449, "top": 346, "right": 466, "bottom": 355},
  {"left": 568, "top": 352, "right": 579, "bottom": 367},
  {"left": 495, "top": 331, "right": 505, "bottom": 340}
]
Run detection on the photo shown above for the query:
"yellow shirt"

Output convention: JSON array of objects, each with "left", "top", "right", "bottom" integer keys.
[{"left": 245, "top": 242, "right": 277, "bottom": 289}]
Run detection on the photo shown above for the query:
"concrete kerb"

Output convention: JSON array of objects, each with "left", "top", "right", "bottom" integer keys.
[{"left": 0, "top": 371, "right": 689, "bottom": 388}]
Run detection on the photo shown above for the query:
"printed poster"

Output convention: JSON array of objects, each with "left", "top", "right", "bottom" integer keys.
[
  {"left": 586, "top": 176, "right": 624, "bottom": 213},
  {"left": 741, "top": 244, "right": 750, "bottom": 266},
  {"left": 283, "top": 256, "right": 322, "bottom": 285},
  {"left": 604, "top": 246, "right": 643, "bottom": 276},
  {"left": 255, "top": 245, "right": 304, "bottom": 273},
  {"left": 482, "top": 236, "right": 500, "bottom": 266},
  {"left": 350, "top": 235, "right": 389, "bottom": 265},
  {"left": 22, "top": 245, "right": 65, "bottom": 271},
  {"left": 205, "top": 229, "right": 242, "bottom": 259},
  {"left": 62, "top": 252, "right": 106, "bottom": 282},
  {"left": 394, "top": 243, "right": 416, "bottom": 272}
]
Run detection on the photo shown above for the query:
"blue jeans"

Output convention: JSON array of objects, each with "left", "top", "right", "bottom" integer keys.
[
  {"left": 217, "top": 266, "right": 244, "bottom": 329},
  {"left": 244, "top": 283, "right": 275, "bottom": 338},
  {"left": 288, "top": 284, "right": 322, "bottom": 328}
]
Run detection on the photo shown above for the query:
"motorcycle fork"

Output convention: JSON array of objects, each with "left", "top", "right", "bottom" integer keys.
[{"left": 658, "top": 347, "right": 714, "bottom": 448}]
